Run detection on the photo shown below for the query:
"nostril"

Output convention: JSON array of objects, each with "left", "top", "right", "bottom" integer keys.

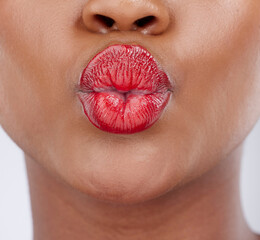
[
  {"left": 134, "top": 15, "right": 156, "bottom": 28},
  {"left": 94, "top": 14, "right": 115, "bottom": 28},
  {"left": 82, "top": 0, "right": 170, "bottom": 35}
]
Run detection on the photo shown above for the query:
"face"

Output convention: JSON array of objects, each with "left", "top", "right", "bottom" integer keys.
[{"left": 0, "top": 0, "right": 260, "bottom": 204}]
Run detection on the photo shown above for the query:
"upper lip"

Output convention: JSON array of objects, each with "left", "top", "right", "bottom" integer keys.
[{"left": 77, "top": 43, "right": 174, "bottom": 95}]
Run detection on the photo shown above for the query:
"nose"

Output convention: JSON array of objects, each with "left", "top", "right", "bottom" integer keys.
[{"left": 82, "top": 0, "right": 170, "bottom": 35}]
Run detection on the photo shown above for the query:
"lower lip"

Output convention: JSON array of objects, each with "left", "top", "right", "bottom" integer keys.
[{"left": 77, "top": 44, "right": 173, "bottom": 134}]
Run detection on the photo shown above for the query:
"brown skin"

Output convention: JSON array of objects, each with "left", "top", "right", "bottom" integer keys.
[{"left": 0, "top": 0, "right": 260, "bottom": 239}]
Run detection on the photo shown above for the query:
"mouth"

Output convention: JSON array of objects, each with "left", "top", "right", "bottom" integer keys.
[{"left": 77, "top": 44, "right": 174, "bottom": 134}]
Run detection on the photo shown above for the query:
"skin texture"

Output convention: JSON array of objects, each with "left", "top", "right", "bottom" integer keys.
[{"left": 0, "top": 0, "right": 260, "bottom": 239}]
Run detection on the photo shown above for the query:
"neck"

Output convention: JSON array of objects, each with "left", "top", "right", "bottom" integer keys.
[{"left": 25, "top": 147, "right": 257, "bottom": 240}]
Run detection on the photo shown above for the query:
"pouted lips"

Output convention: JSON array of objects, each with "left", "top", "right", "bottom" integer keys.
[{"left": 77, "top": 44, "right": 173, "bottom": 134}]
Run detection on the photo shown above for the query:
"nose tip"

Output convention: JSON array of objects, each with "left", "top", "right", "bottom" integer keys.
[{"left": 82, "top": 0, "right": 170, "bottom": 35}]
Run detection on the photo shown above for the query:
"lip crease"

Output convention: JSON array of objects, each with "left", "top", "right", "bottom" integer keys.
[{"left": 77, "top": 44, "right": 174, "bottom": 134}]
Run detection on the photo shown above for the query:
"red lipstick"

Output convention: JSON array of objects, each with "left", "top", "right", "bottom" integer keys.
[{"left": 77, "top": 44, "right": 173, "bottom": 134}]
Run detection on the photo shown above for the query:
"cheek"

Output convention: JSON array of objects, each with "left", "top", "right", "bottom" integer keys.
[
  {"left": 0, "top": 0, "right": 79, "bottom": 156},
  {"left": 157, "top": 0, "right": 260, "bottom": 179},
  {"left": 175, "top": 0, "right": 260, "bottom": 147}
]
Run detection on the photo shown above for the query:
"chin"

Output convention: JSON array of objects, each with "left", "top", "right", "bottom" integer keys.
[
  {"left": 69, "top": 169, "right": 176, "bottom": 205},
  {"left": 53, "top": 137, "right": 186, "bottom": 205}
]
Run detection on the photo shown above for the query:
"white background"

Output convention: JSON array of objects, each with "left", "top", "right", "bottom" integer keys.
[{"left": 0, "top": 121, "right": 260, "bottom": 240}]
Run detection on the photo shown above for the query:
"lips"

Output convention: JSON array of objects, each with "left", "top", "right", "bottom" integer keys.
[{"left": 77, "top": 44, "right": 173, "bottom": 134}]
